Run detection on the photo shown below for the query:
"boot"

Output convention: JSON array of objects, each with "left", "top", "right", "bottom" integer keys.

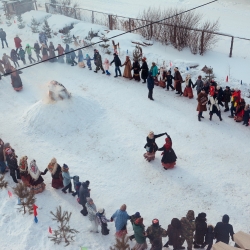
[
  {"left": 209, "top": 114, "right": 212, "bottom": 120},
  {"left": 129, "top": 235, "right": 135, "bottom": 241},
  {"left": 198, "top": 116, "right": 201, "bottom": 122},
  {"left": 194, "top": 244, "right": 201, "bottom": 249},
  {"left": 163, "top": 242, "right": 169, "bottom": 247},
  {"left": 200, "top": 115, "right": 204, "bottom": 118},
  {"left": 180, "top": 92, "right": 183, "bottom": 96},
  {"left": 224, "top": 108, "right": 229, "bottom": 112},
  {"left": 219, "top": 114, "right": 223, "bottom": 121}
]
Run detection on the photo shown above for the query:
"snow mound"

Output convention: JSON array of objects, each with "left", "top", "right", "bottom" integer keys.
[
  {"left": 47, "top": 14, "right": 80, "bottom": 31},
  {"left": 21, "top": 96, "right": 103, "bottom": 139},
  {"left": 22, "top": 10, "right": 52, "bottom": 24}
]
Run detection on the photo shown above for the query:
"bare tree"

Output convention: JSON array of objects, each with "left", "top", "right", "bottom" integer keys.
[
  {"left": 110, "top": 234, "right": 130, "bottom": 250},
  {"left": 0, "top": 175, "right": 8, "bottom": 189}
]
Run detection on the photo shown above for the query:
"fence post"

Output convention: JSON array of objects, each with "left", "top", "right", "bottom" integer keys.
[
  {"left": 92, "top": 11, "right": 94, "bottom": 24},
  {"left": 150, "top": 22, "right": 153, "bottom": 39},
  {"left": 109, "top": 15, "right": 113, "bottom": 30},
  {"left": 173, "top": 25, "right": 177, "bottom": 47},
  {"left": 200, "top": 31, "right": 204, "bottom": 55},
  {"left": 129, "top": 18, "right": 131, "bottom": 32},
  {"left": 34, "top": 1, "right": 38, "bottom": 10},
  {"left": 229, "top": 36, "right": 234, "bottom": 58}
]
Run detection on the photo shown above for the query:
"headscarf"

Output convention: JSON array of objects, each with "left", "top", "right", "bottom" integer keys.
[
  {"left": 29, "top": 159, "right": 41, "bottom": 181},
  {"left": 47, "top": 157, "right": 58, "bottom": 175},
  {"left": 19, "top": 156, "right": 28, "bottom": 173}
]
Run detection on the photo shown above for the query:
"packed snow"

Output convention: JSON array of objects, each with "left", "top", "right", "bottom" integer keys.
[{"left": 0, "top": 0, "right": 250, "bottom": 250}]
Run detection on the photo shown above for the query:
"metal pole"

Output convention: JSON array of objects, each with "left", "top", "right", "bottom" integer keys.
[{"left": 229, "top": 36, "right": 234, "bottom": 58}]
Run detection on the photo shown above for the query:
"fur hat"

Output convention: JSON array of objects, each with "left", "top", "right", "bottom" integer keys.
[
  {"left": 4, "top": 142, "right": 10, "bottom": 149},
  {"left": 63, "top": 164, "right": 69, "bottom": 169},
  {"left": 152, "top": 218, "right": 159, "bottom": 226},
  {"left": 98, "top": 208, "right": 105, "bottom": 214},
  {"left": 186, "top": 210, "right": 195, "bottom": 220},
  {"left": 85, "top": 180, "right": 90, "bottom": 186},
  {"left": 86, "top": 197, "right": 93, "bottom": 203},
  {"left": 120, "top": 204, "right": 127, "bottom": 211}
]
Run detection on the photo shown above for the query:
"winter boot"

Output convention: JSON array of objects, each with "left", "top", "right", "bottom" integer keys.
[
  {"left": 224, "top": 108, "right": 229, "bottom": 112},
  {"left": 102, "top": 71, "right": 105, "bottom": 74},
  {"left": 219, "top": 113, "right": 223, "bottom": 121},
  {"left": 94, "top": 70, "right": 97, "bottom": 73},
  {"left": 129, "top": 235, "right": 135, "bottom": 241},
  {"left": 163, "top": 242, "right": 169, "bottom": 247},
  {"left": 209, "top": 114, "right": 212, "bottom": 121},
  {"left": 194, "top": 244, "right": 201, "bottom": 249},
  {"left": 180, "top": 92, "right": 183, "bottom": 96},
  {"left": 198, "top": 116, "right": 201, "bottom": 122},
  {"left": 200, "top": 115, "right": 204, "bottom": 118}
]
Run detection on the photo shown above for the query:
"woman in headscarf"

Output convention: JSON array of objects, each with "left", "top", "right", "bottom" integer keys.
[
  {"left": 10, "top": 66, "right": 22, "bottom": 91},
  {"left": 43, "top": 158, "right": 63, "bottom": 189},
  {"left": 28, "top": 159, "right": 46, "bottom": 194},
  {"left": 55, "top": 44, "right": 64, "bottom": 63},
  {"left": 48, "top": 42, "right": 56, "bottom": 62},
  {"left": 19, "top": 156, "right": 31, "bottom": 186},
  {"left": 41, "top": 43, "right": 49, "bottom": 61},
  {"left": 183, "top": 74, "right": 194, "bottom": 99},
  {"left": 158, "top": 134, "right": 177, "bottom": 170},
  {"left": 132, "top": 59, "right": 141, "bottom": 81},
  {"left": 143, "top": 131, "right": 167, "bottom": 162},
  {"left": 122, "top": 56, "right": 132, "bottom": 79}
]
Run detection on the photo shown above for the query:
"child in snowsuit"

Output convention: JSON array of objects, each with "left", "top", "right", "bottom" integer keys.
[
  {"left": 203, "top": 225, "right": 215, "bottom": 250},
  {"left": 165, "top": 70, "right": 175, "bottom": 91},
  {"left": 18, "top": 47, "right": 26, "bottom": 65},
  {"left": 103, "top": 58, "right": 111, "bottom": 75},
  {"left": 72, "top": 175, "right": 80, "bottom": 197},
  {"left": 96, "top": 208, "right": 110, "bottom": 235},
  {"left": 61, "top": 164, "right": 73, "bottom": 194},
  {"left": 84, "top": 54, "right": 93, "bottom": 70},
  {"left": 243, "top": 104, "right": 250, "bottom": 126}
]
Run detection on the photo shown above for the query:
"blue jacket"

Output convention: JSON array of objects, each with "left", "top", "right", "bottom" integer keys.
[
  {"left": 84, "top": 54, "right": 93, "bottom": 67},
  {"left": 151, "top": 65, "right": 158, "bottom": 77},
  {"left": 70, "top": 48, "right": 76, "bottom": 60},
  {"left": 111, "top": 209, "right": 130, "bottom": 231},
  {"left": 62, "top": 171, "right": 72, "bottom": 186},
  {"left": 39, "top": 32, "right": 47, "bottom": 44},
  {"left": 147, "top": 72, "right": 154, "bottom": 89}
]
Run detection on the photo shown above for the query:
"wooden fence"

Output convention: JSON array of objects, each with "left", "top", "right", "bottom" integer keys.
[{"left": 44, "top": 3, "right": 250, "bottom": 58}]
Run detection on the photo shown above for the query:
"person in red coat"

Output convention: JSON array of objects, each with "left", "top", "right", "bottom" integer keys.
[{"left": 14, "top": 35, "right": 22, "bottom": 52}]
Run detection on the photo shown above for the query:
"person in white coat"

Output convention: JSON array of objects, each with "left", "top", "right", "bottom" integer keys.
[{"left": 86, "top": 197, "right": 98, "bottom": 233}]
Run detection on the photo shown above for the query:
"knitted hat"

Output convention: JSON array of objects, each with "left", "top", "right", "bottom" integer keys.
[
  {"left": 63, "top": 164, "right": 69, "bottom": 169},
  {"left": 98, "top": 208, "right": 105, "bottom": 214},
  {"left": 120, "top": 204, "right": 127, "bottom": 211},
  {"left": 134, "top": 212, "right": 140, "bottom": 218}
]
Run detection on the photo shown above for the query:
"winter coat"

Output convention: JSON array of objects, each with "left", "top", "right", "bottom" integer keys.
[
  {"left": 214, "top": 221, "right": 234, "bottom": 244},
  {"left": 122, "top": 57, "right": 132, "bottom": 78},
  {"left": 11, "top": 70, "right": 22, "bottom": 90},
  {"left": 174, "top": 70, "right": 183, "bottom": 83},
  {"left": 10, "top": 50, "right": 18, "bottom": 62},
  {"left": 217, "top": 88, "right": 224, "bottom": 104},
  {"left": 43, "top": 164, "right": 62, "bottom": 180},
  {"left": 205, "top": 226, "right": 214, "bottom": 245},
  {"left": 132, "top": 61, "right": 141, "bottom": 74},
  {"left": 208, "top": 95, "right": 220, "bottom": 113},
  {"left": 86, "top": 201, "right": 97, "bottom": 221},
  {"left": 5, "top": 149, "right": 18, "bottom": 171},
  {"left": 103, "top": 59, "right": 110, "bottom": 70},
  {"left": 0, "top": 30, "right": 6, "bottom": 40},
  {"left": 147, "top": 72, "right": 154, "bottom": 90},
  {"left": 223, "top": 89, "right": 231, "bottom": 103},
  {"left": 243, "top": 108, "right": 250, "bottom": 122},
  {"left": 197, "top": 92, "right": 208, "bottom": 112},
  {"left": 14, "top": 37, "right": 22, "bottom": 48},
  {"left": 133, "top": 223, "right": 146, "bottom": 244},
  {"left": 39, "top": 32, "right": 47, "bottom": 44},
  {"left": 25, "top": 45, "right": 34, "bottom": 55},
  {"left": 141, "top": 61, "right": 149, "bottom": 80},
  {"left": 34, "top": 43, "right": 40, "bottom": 54},
  {"left": 195, "top": 216, "right": 207, "bottom": 245},
  {"left": 111, "top": 209, "right": 130, "bottom": 231},
  {"left": 158, "top": 136, "right": 177, "bottom": 164},
  {"left": 55, "top": 45, "right": 64, "bottom": 56},
  {"left": 78, "top": 182, "right": 90, "bottom": 206},
  {"left": 78, "top": 50, "right": 83, "bottom": 62},
  {"left": 185, "top": 79, "right": 194, "bottom": 88},
  {"left": 84, "top": 54, "right": 93, "bottom": 67},
  {"left": 41, "top": 46, "right": 48, "bottom": 56},
  {"left": 166, "top": 74, "right": 174, "bottom": 85},
  {"left": 146, "top": 224, "right": 167, "bottom": 246},
  {"left": 96, "top": 212, "right": 110, "bottom": 235},
  {"left": 150, "top": 65, "right": 158, "bottom": 77},
  {"left": 110, "top": 54, "right": 121, "bottom": 67},
  {"left": 94, "top": 52, "right": 102, "bottom": 67},
  {"left": 19, "top": 49, "right": 25, "bottom": 60},
  {"left": 181, "top": 210, "right": 196, "bottom": 238},
  {"left": 194, "top": 79, "right": 204, "bottom": 92},
  {"left": 166, "top": 218, "right": 183, "bottom": 249},
  {"left": 144, "top": 133, "right": 165, "bottom": 153},
  {"left": 48, "top": 44, "right": 56, "bottom": 58},
  {"left": 62, "top": 170, "right": 72, "bottom": 186},
  {"left": 70, "top": 49, "right": 76, "bottom": 60}
]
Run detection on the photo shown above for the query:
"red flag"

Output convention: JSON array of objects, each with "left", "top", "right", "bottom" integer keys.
[
  {"left": 49, "top": 227, "right": 52, "bottom": 234},
  {"left": 170, "top": 61, "right": 173, "bottom": 67},
  {"left": 33, "top": 204, "right": 38, "bottom": 216},
  {"left": 8, "top": 190, "right": 12, "bottom": 197},
  {"left": 226, "top": 76, "right": 228, "bottom": 82}
]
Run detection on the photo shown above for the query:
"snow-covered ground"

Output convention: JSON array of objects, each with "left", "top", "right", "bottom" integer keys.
[{"left": 0, "top": 1, "right": 250, "bottom": 249}]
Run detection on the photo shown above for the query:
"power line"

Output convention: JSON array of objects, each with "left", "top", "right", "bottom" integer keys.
[{"left": 2, "top": 0, "right": 218, "bottom": 77}]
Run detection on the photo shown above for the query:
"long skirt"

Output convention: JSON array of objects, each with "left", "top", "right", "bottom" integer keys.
[
  {"left": 143, "top": 152, "right": 155, "bottom": 162},
  {"left": 234, "top": 116, "right": 243, "bottom": 122},
  {"left": 133, "top": 242, "right": 148, "bottom": 250},
  {"left": 78, "top": 61, "right": 85, "bottom": 68},
  {"left": 175, "top": 81, "right": 182, "bottom": 92},
  {"left": 133, "top": 73, "right": 140, "bottom": 81},
  {"left": 20, "top": 173, "right": 30, "bottom": 186},
  {"left": 42, "top": 54, "right": 49, "bottom": 61},
  {"left": 115, "top": 229, "right": 127, "bottom": 238},
  {"left": 52, "top": 178, "right": 63, "bottom": 189},
  {"left": 162, "top": 162, "right": 176, "bottom": 170},
  {"left": 13, "top": 86, "right": 23, "bottom": 91},
  {"left": 183, "top": 86, "right": 193, "bottom": 98},
  {"left": 30, "top": 182, "right": 46, "bottom": 194}
]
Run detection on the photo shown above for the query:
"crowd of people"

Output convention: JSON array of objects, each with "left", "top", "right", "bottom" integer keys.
[{"left": 0, "top": 138, "right": 236, "bottom": 250}]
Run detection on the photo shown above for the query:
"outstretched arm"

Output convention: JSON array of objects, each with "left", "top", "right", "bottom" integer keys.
[{"left": 154, "top": 133, "right": 167, "bottom": 139}]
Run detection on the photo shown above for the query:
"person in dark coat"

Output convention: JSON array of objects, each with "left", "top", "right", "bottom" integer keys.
[
  {"left": 129, "top": 212, "right": 141, "bottom": 241},
  {"left": 10, "top": 66, "right": 23, "bottom": 91},
  {"left": 158, "top": 134, "right": 177, "bottom": 170},
  {"left": 194, "top": 213, "right": 207, "bottom": 248},
  {"left": 10, "top": 49, "right": 19, "bottom": 68},
  {"left": 18, "top": 47, "right": 26, "bottom": 65},
  {"left": 243, "top": 104, "right": 250, "bottom": 126},
  {"left": 197, "top": 88, "right": 208, "bottom": 121},
  {"left": 141, "top": 57, "right": 149, "bottom": 83},
  {"left": 163, "top": 218, "right": 185, "bottom": 249},
  {"left": 174, "top": 67, "right": 183, "bottom": 96},
  {"left": 43, "top": 158, "right": 63, "bottom": 189},
  {"left": 79, "top": 181, "right": 90, "bottom": 216},
  {"left": 70, "top": 48, "right": 77, "bottom": 66},
  {"left": 214, "top": 214, "right": 234, "bottom": 244},
  {"left": 4, "top": 144, "right": 21, "bottom": 183},
  {"left": 223, "top": 86, "right": 231, "bottom": 112},
  {"left": 165, "top": 70, "right": 175, "bottom": 91},
  {"left": 203, "top": 80, "right": 210, "bottom": 95},
  {"left": 41, "top": 43, "right": 49, "bottom": 61},
  {"left": 193, "top": 76, "right": 204, "bottom": 95},
  {"left": 34, "top": 41, "right": 42, "bottom": 61},
  {"left": 208, "top": 91, "right": 223, "bottom": 121},
  {"left": 0, "top": 139, "right": 7, "bottom": 174},
  {"left": 147, "top": 72, "right": 154, "bottom": 101},
  {"left": 144, "top": 131, "right": 167, "bottom": 162},
  {"left": 0, "top": 28, "right": 8, "bottom": 48},
  {"left": 132, "top": 60, "right": 141, "bottom": 81},
  {"left": 48, "top": 42, "right": 56, "bottom": 62},
  {"left": 93, "top": 49, "right": 105, "bottom": 74},
  {"left": 203, "top": 225, "right": 215, "bottom": 250},
  {"left": 96, "top": 208, "right": 111, "bottom": 236},
  {"left": 216, "top": 86, "right": 224, "bottom": 107},
  {"left": 110, "top": 53, "right": 122, "bottom": 77}
]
